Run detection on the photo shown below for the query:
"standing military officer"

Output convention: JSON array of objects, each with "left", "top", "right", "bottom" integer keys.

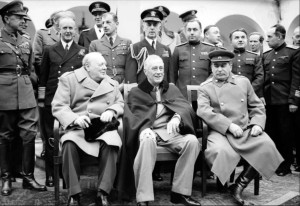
[
  {"left": 173, "top": 19, "right": 224, "bottom": 108},
  {"left": 154, "top": 6, "right": 181, "bottom": 54},
  {"left": 249, "top": 32, "right": 264, "bottom": 56},
  {"left": 178, "top": 10, "right": 198, "bottom": 44},
  {"left": 263, "top": 24, "right": 300, "bottom": 176},
  {"left": 0, "top": 0, "right": 47, "bottom": 196},
  {"left": 78, "top": 1, "right": 110, "bottom": 50},
  {"left": 203, "top": 25, "right": 224, "bottom": 48},
  {"left": 125, "top": 8, "right": 173, "bottom": 84},
  {"left": 38, "top": 16, "right": 88, "bottom": 187},
  {"left": 89, "top": 12, "right": 132, "bottom": 92},
  {"left": 229, "top": 28, "right": 264, "bottom": 98}
]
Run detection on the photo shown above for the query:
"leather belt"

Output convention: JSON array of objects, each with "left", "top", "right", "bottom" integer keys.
[{"left": 0, "top": 66, "right": 29, "bottom": 75}]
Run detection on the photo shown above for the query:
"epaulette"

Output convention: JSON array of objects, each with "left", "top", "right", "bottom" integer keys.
[
  {"left": 60, "top": 71, "right": 73, "bottom": 78},
  {"left": 176, "top": 42, "right": 189, "bottom": 47},
  {"left": 246, "top": 50, "right": 258, "bottom": 55},
  {"left": 232, "top": 74, "right": 247, "bottom": 79},
  {"left": 40, "top": 28, "right": 48, "bottom": 31},
  {"left": 202, "top": 41, "right": 215, "bottom": 47},
  {"left": 22, "top": 33, "right": 31, "bottom": 40},
  {"left": 200, "top": 78, "right": 213, "bottom": 86},
  {"left": 286, "top": 45, "right": 298, "bottom": 50},
  {"left": 81, "top": 28, "right": 91, "bottom": 32},
  {"left": 263, "top": 48, "right": 272, "bottom": 54}
]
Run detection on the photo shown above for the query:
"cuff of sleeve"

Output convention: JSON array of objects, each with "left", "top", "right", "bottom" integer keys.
[{"left": 38, "top": 87, "right": 45, "bottom": 100}]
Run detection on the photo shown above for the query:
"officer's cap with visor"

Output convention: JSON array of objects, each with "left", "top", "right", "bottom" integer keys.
[
  {"left": 141, "top": 9, "right": 163, "bottom": 22},
  {"left": 153, "top": 6, "right": 170, "bottom": 18},
  {"left": 208, "top": 50, "right": 235, "bottom": 63},
  {"left": 89, "top": 1, "right": 110, "bottom": 15},
  {"left": 179, "top": 10, "right": 197, "bottom": 22},
  {"left": 0, "top": 0, "right": 27, "bottom": 18}
]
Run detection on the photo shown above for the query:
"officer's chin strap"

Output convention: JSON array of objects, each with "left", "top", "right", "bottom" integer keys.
[{"left": 130, "top": 44, "right": 148, "bottom": 75}]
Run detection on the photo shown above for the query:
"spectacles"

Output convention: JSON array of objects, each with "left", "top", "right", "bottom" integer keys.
[{"left": 145, "top": 21, "right": 159, "bottom": 27}]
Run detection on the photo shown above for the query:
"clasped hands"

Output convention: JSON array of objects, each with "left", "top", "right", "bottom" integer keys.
[
  {"left": 228, "top": 123, "right": 262, "bottom": 138},
  {"left": 73, "top": 110, "right": 115, "bottom": 129}
]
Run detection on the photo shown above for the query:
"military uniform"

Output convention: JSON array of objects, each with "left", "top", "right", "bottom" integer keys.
[
  {"left": 78, "top": 27, "right": 103, "bottom": 50},
  {"left": 0, "top": 0, "right": 46, "bottom": 195},
  {"left": 232, "top": 49, "right": 263, "bottom": 97},
  {"left": 89, "top": 35, "right": 132, "bottom": 84},
  {"left": 173, "top": 41, "right": 225, "bottom": 100},
  {"left": 263, "top": 42, "right": 300, "bottom": 173}
]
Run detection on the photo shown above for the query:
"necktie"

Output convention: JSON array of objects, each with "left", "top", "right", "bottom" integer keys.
[
  {"left": 65, "top": 44, "right": 69, "bottom": 54},
  {"left": 109, "top": 37, "right": 113, "bottom": 46},
  {"left": 152, "top": 41, "right": 155, "bottom": 50},
  {"left": 155, "top": 87, "right": 164, "bottom": 116}
]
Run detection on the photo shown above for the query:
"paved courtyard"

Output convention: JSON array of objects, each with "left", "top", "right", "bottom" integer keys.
[{"left": 0, "top": 139, "right": 299, "bottom": 205}]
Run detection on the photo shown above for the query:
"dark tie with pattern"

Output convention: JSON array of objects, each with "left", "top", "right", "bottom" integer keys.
[
  {"left": 109, "top": 37, "right": 113, "bottom": 46},
  {"left": 65, "top": 43, "right": 69, "bottom": 54}
]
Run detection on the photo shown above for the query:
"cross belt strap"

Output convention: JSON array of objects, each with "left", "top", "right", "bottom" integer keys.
[{"left": 3, "top": 41, "right": 29, "bottom": 70}]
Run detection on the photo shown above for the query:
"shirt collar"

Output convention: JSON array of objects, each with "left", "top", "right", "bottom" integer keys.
[
  {"left": 61, "top": 40, "right": 73, "bottom": 49},
  {"left": 106, "top": 33, "right": 117, "bottom": 43},
  {"left": 145, "top": 37, "right": 157, "bottom": 48},
  {"left": 94, "top": 24, "right": 104, "bottom": 39}
]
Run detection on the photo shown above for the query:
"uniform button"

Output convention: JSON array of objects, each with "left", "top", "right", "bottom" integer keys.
[
  {"left": 88, "top": 110, "right": 91, "bottom": 113},
  {"left": 90, "top": 99, "right": 93, "bottom": 102},
  {"left": 272, "top": 66, "right": 274, "bottom": 69},
  {"left": 215, "top": 80, "right": 218, "bottom": 82},
  {"left": 241, "top": 99, "right": 244, "bottom": 102},
  {"left": 112, "top": 49, "right": 114, "bottom": 52},
  {"left": 106, "top": 101, "right": 110, "bottom": 104},
  {"left": 112, "top": 57, "right": 115, "bottom": 60},
  {"left": 238, "top": 72, "right": 241, "bottom": 74},
  {"left": 59, "top": 66, "right": 62, "bottom": 68},
  {"left": 271, "top": 74, "right": 274, "bottom": 76},
  {"left": 193, "top": 47, "right": 195, "bottom": 49},
  {"left": 71, "top": 66, "right": 74, "bottom": 69},
  {"left": 192, "top": 54, "right": 195, "bottom": 56},
  {"left": 113, "top": 66, "right": 116, "bottom": 68},
  {"left": 238, "top": 65, "right": 241, "bottom": 68},
  {"left": 272, "top": 82, "right": 274, "bottom": 84},
  {"left": 192, "top": 60, "right": 195, "bottom": 62},
  {"left": 58, "top": 71, "right": 61, "bottom": 74},
  {"left": 192, "top": 68, "right": 195, "bottom": 70},
  {"left": 275, "top": 52, "right": 278, "bottom": 54},
  {"left": 238, "top": 59, "right": 241, "bottom": 62},
  {"left": 273, "top": 59, "right": 276, "bottom": 61},
  {"left": 238, "top": 54, "right": 241, "bottom": 57},
  {"left": 192, "top": 76, "right": 195, "bottom": 78},
  {"left": 220, "top": 102, "right": 224, "bottom": 106}
]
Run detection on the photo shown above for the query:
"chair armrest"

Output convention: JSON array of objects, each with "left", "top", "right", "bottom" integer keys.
[{"left": 202, "top": 120, "right": 208, "bottom": 151}]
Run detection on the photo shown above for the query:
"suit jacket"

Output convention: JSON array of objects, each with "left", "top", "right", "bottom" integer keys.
[
  {"left": 78, "top": 27, "right": 102, "bottom": 50},
  {"left": 125, "top": 39, "right": 173, "bottom": 84},
  {"left": 39, "top": 41, "right": 87, "bottom": 106},
  {"left": 89, "top": 35, "right": 132, "bottom": 83},
  {"left": 0, "top": 28, "right": 36, "bottom": 110},
  {"left": 52, "top": 68, "right": 124, "bottom": 157}
]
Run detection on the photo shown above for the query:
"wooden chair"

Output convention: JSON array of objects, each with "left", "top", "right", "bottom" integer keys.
[{"left": 186, "top": 85, "right": 259, "bottom": 197}]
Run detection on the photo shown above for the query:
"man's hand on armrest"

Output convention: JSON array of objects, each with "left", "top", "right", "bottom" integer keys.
[
  {"left": 228, "top": 123, "right": 243, "bottom": 138},
  {"left": 74, "top": 115, "right": 91, "bottom": 129},
  {"left": 167, "top": 114, "right": 181, "bottom": 135}
]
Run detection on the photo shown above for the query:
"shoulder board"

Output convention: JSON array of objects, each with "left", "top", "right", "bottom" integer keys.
[
  {"left": 41, "top": 28, "right": 48, "bottom": 31},
  {"left": 82, "top": 28, "right": 91, "bottom": 32},
  {"left": 202, "top": 41, "right": 215, "bottom": 47},
  {"left": 246, "top": 50, "right": 258, "bottom": 55},
  {"left": 217, "top": 45, "right": 226, "bottom": 50},
  {"left": 176, "top": 42, "right": 188, "bottom": 47},
  {"left": 263, "top": 48, "right": 272, "bottom": 54},
  {"left": 286, "top": 45, "right": 298, "bottom": 50},
  {"left": 232, "top": 74, "right": 247, "bottom": 79},
  {"left": 22, "top": 34, "right": 31, "bottom": 40},
  {"left": 200, "top": 78, "right": 213, "bottom": 86}
]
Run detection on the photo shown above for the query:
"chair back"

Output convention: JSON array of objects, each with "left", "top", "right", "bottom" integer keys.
[{"left": 186, "top": 85, "right": 201, "bottom": 104}]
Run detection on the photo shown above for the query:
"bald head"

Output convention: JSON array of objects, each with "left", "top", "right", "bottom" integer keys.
[{"left": 83, "top": 52, "right": 107, "bottom": 83}]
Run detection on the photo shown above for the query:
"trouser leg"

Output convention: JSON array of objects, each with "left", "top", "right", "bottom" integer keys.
[
  {"left": 62, "top": 141, "right": 81, "bottom": 198},
  {"left": 43, "top": 106, "right": 54, "bottom": 179},
  {"left": 97, "top": 141, "right": 118, "bottom": 194},
  {"left": 0, "top": 142, "right": 12, "bottom": 196},
  {"left": 134, "top": 137, "right": 157, "bottom": 203}
]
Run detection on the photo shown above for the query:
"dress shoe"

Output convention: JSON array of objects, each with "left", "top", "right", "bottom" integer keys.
[
  {"left": 23, "top": 175, "right": 47, "bottom": 191},
  {"left": 137, "top": 202, "right": 148, "bottom": 206},
  {"left": 10, "top": 177, "right": 16, "bottom": 182},
  {"left": 152, "top": 172, "right": 163, "bottom": 181},
  {"left": 45, "top": 176, "right": 54, "bottom": 187},
  {"left": 1, "top": 179, "right": 12, "bottom": 196},
  {"left": 170, "top": 192, "right": 201, "bottom": 206},
  {"left": 67, "top": 193, "right": 81, "bottom": 206},
  {"left": 95, "top": 190, "right": 110, "bottom": 206},
  {"left": 276, "top": 168, "right": 291, "bottom": 176}
]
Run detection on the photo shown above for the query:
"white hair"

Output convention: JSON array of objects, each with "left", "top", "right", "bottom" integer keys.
[{"left": 144, "top": 55, "right": 163, "bottom": 71}]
